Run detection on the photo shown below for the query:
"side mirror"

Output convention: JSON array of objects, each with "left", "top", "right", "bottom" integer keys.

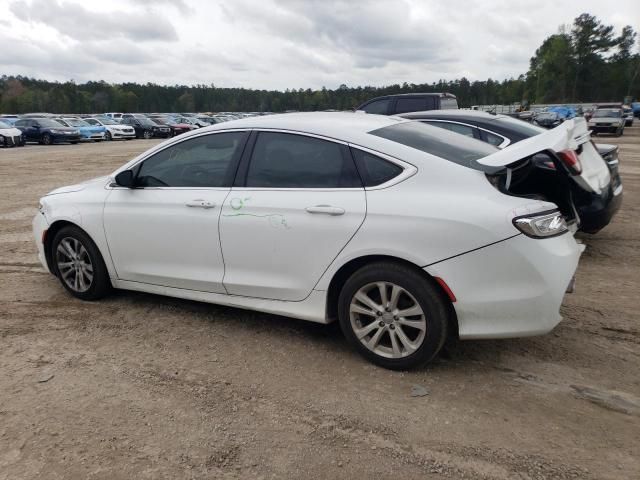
[{"left": 114, "top": 170, "right": 135, "bottom": 188}]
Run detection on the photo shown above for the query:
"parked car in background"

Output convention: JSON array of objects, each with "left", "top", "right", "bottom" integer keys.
[
  {"left": 588, "top": 108, "right": 625, "bottom": 136},
  {"left": 533, "top": 111, "right": 564, "bottom": 128},
  {"left": 120, "top": 116, "right": 171, "bottom": 139},
  {"left": 0, "top": 115, "right": 20, "bottom": 125},
  {"left": 148, "top": 115, "right": 193, "bottom": 136},
  {"left": 631, "top": 102, "right": 640, "bottom": 119},
  {"left": 400, "top": 110, "right": 622, "bottom": 234},
  {"left": 34, "top": 112, "right": 596, "bottom": 369},
  {"left": 56, "top": 118, "right": 106, "bottom": 142},
  {"left": 356, "top": 93, "right": 458, "bottom": 115},
  {"left": 0, "top": 120, "right": 25, "bottom": 147},
  {"left": 194, "top": 115, "right": 219, "bottom": 125},
  {"left": 85, "top": 117, "right": 136, "bottom": 141},
  {"left": 622, "top": 106, "right": 634, "bottom": 126},
  {"left": 546, "top": 106, "right": 577, "bottom": 120},
  {"left": 15, "top": 118, "right": 81, "bottom": 145},
  {"left": 104, "top": 113, "right": 124, "bottom": 120}
]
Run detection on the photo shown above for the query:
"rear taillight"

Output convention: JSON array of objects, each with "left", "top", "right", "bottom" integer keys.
[
  {"left": 557, "top": 149, "right": 582, "bottom": 174},
  {"left": 513, "top": 210, "right": 568, "bottom": 239}
]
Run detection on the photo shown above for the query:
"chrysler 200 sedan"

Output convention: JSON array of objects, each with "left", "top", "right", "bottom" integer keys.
[{"left": 33, "top": 112, "right": 605, "bottom": 369}]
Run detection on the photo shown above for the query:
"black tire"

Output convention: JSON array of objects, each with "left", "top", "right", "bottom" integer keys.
[
  {"left": 70, "top": 141, "right": 79, "bottom": 145},
  {"left": 42, "top": 133, "right": 53, "bottom": 145},
  {"left": 51, "top": 225, "right": 112, "bottom": 301},
  {"left": 143, "top": 130, "right": 152, "bottom": 139},
  {"left": 105, "top": 131, "right": 112, "bottom": 141},
  {"left": 338, "top": 261, "right": 449, "bottom": 370}
]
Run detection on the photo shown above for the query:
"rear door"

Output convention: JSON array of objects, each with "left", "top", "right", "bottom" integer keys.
[{"left": 219, "top": 131, "right": 366, "bottom": 301}]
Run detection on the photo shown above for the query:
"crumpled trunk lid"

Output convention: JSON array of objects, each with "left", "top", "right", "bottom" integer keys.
[{"left": 478, "top": 118, "right": 610, "bottom": 194}]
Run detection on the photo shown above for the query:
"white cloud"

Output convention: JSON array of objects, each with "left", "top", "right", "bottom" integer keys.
[{"left": 1, "top": 0, "right": 638, "bottom": 89}]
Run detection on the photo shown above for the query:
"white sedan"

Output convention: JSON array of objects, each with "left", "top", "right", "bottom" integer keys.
[
  {"left": 33, "top": 112, "right": 602, "bottom": 369},
  {"left": 84, "top": 117, "right": 136, "bottom": 141}
]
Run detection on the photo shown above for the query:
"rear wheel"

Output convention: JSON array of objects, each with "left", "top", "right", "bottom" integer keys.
[
  {"left": 51, "top": 226, "right": 111, "bottom": 301},
  {"left": 338, "top": 262, "right": 449, "bottom": 370}
]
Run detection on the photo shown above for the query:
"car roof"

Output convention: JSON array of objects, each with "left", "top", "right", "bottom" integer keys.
[{"left": 199, "top": 112, "right": 407, "bottom": 144}]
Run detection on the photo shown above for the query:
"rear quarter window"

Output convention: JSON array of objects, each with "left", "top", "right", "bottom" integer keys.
[
  {"left": 439, "top": 97, "right": 458, "bottom": 109},
  {"left": 351, "top": 149, "right": 403, "bottom": 186}
]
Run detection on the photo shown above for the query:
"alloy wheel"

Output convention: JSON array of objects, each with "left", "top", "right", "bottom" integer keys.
[
  {"left": 349, "top": 282, "right": 427, "bottom": 359},
  {"left": 55, "top": 236, "right": 94, "bottom": 293}
]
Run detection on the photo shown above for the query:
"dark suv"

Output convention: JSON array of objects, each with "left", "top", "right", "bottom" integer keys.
[{"left": 356, "top": 93, "right": 458, "bottom": 115}]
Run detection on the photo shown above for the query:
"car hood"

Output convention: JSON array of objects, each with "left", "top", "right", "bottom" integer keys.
[
  {"left": 589, "top": 117, "right": 620, "bottom": 122},
  {"left": 0, "top": 127, "right": 22, "bottom": 136},
  {"left": 45, "top": 175, "right": 110, "bottom": 196}
]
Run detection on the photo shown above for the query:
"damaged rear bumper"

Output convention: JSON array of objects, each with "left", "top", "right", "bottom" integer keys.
[{"left": 425, "top": 233, "right": 584, "bottom": 339}]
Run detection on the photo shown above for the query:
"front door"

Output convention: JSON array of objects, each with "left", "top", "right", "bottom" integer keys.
[
  {"left": 103, "top": 131, "right": 248, "bottom": 293},
  {"left": 220, "top": 131, "right": 366, "bottom": 301}
]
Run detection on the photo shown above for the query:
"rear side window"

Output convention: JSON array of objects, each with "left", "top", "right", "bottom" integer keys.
[
  {"left": 369, "top": 121, "right": 497, "bottom": 169},
  {"left": 395, "top": 97, "right": 435, "bottom": 114},
  {"left": 246, "top": 132, "right": 361, "bottom": 188},
  {"left": 362, "top": 99, "right": 390, "bottom": 115},
  {"left": 351, "top": 148, "right": 403, "bottom": 187}
]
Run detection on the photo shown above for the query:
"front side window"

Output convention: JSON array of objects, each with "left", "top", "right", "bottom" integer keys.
[
  {"left": 245, "top": 132, "right": 361, "bottom": 188},
  {"left": 362, "top": 99, "right": 390, "bottom": 115},
  {"left": 136, "top": 132, "right": 247, "bottom": 188}
]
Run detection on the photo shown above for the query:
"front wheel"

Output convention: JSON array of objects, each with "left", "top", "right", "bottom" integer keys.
[
  {"left": 105, "top": 131, "right": 112, "bottom": 141},
  {"left": 143, "top": 130, "right": 152, "bottom": 139},
  {"left": 338, "top": 262, "right": 449, "bottom": 370},
  {"left": 51, "top": 226, "right": 112, "bottom": 300},
  {"left": 42, "top": 133, "right": 53, "bottom": 145}
]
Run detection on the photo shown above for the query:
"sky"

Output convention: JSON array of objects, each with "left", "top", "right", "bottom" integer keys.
[{"left": 1, "top": 0, "right": 638, "bottom": 91}]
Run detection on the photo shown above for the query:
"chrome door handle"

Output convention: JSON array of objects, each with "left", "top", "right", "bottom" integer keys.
[
  {"left": 305, "top": 205, "right": 345, "bottom": 216},
  {"left": 186, "top": 199, "right": 216, "bottom": 209}
]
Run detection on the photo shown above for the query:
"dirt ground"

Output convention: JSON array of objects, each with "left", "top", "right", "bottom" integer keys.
[{"left": 1, "top": 127, "right": 639, "bottom": 480}]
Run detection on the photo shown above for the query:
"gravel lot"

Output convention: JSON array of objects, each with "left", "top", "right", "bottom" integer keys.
[{"left": 1, "top": 129, "right": 639, "bottom": 480}]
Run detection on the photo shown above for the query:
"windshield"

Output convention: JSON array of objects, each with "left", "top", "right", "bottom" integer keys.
[
  {"left": 65, "top": 118, "right": 89, "bottom": 127},
  {"left": 95, "top": 117, "right": 118, "bottom": 125},
  {"left": 593, "top": 109, "right": 621, "bottom": 118},
  {"left": 0, "top": 120, "right": 13, "bottom": 129},
  {"left": 51, "top": 119, "right": 70, "bottom": 127},
  {"left": 494, "top": 116, "right": 545, "bottom": 137},
  {"left": 139, "top": 118, "right": 158, "bottom": 126},
  {"left": 150, "top": 117, "right": 168, "bottom": 125},
  {"left": 369, "top": 121, "right": 497, "bottom": 170}
]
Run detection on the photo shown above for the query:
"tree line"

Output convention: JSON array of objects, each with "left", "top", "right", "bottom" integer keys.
[{"left": 1, "top": 13, "right": 638, "bottom": 114}]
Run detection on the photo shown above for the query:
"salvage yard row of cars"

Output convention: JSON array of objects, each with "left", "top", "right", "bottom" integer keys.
[
  {"left": 30, "top": 91, "right": 628, "bottom": 369},
  {"left": 0, "top": 112, "right": 265, "bottom": 147}
]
